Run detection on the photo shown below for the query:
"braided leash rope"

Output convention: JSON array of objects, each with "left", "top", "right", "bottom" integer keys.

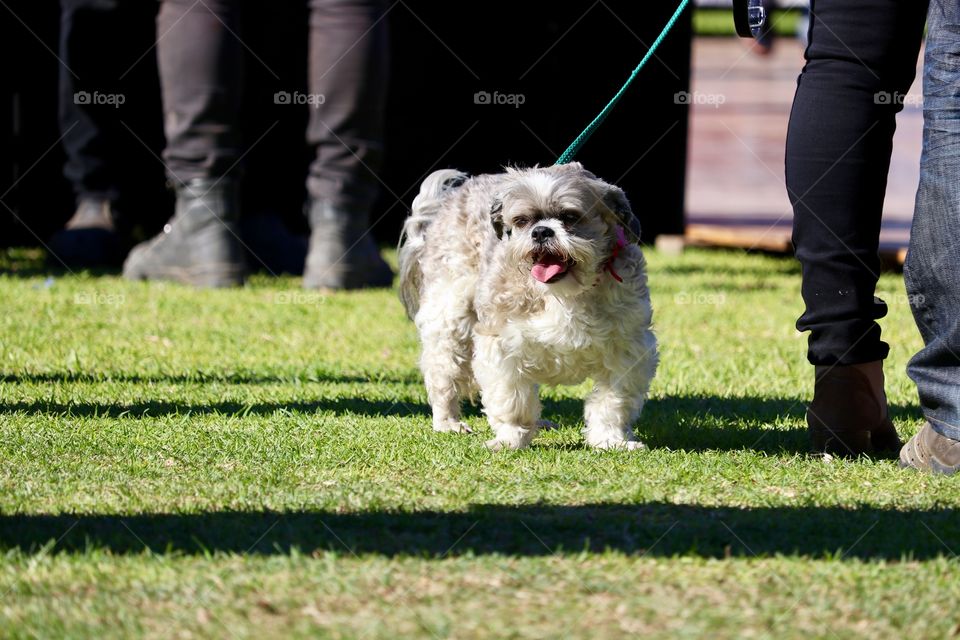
[{"left": 555, "top": 0, "right": 691, "bottom": 165}]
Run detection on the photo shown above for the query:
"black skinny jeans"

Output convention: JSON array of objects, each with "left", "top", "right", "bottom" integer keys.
[{"left": 787, "top": 0, "right": 928, "bottom": 366}]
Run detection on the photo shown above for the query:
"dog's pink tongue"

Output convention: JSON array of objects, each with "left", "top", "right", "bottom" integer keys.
[{"left": 531, "top": 256, "right": 566, "bottom": 283}]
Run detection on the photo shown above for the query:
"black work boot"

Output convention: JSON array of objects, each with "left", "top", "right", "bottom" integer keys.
[
  {"left": 123, "top": 178, "right": 246, "bottom": 287},
  {"left": 47, "top": 198, "right": 124, "bottom": 269},
  {"left": 303, "top": 200, "right": 393, "bottom": 290}
]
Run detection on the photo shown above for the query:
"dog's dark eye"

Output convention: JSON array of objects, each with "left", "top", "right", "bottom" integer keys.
[
  {"left": 513, "top": 216, "right": 531, "bottom": 228},
  {"left": 559, "top": 211, "right": 581, "bottom": 225}
]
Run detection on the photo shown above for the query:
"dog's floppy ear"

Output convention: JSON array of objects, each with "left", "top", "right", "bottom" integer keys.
[
  {"left": 602, "top": 185, "right": 641, "bottom": 244},
  {"left": 490, "top": 197, "right": 505, "bottom": 239}
]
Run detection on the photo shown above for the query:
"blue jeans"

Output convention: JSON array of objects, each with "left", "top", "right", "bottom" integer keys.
[{"left": 905, "top": 0, "right": 960, "bottom": 440}]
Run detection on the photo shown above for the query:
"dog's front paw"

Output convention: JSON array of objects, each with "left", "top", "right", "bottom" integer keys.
[
  {"left": 485, "top": 424, "right": 537, "bottom": 451},
  {"left": 485, "top": 437, "right": 530, "bottom": 451},
  {"left": 588, "top": 438, "right": 646, "bottom": 451},
  {"left": 433, "top": 419, "right": 472, "bottom": 434}
]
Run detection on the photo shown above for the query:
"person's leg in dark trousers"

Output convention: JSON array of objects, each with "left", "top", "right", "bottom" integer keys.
[
  {"left": 786, "top": 0, "right": 928, "bottom": 455},
  {"left": 900, "top": 0, "right": 960, "bottom": 474},
  {"left": 123, "top": 0, "right": 247, "bottom": 287},
  {"left": 52, "top": 0, "right": 164, "bottom": 268},
  {"left": 303, "top": 0, "right": 392, "bottom": 290}
]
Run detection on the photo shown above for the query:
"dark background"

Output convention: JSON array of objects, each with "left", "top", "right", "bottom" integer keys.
[{"left": 0, "top": 1, "right": 691, "bottom": 251}]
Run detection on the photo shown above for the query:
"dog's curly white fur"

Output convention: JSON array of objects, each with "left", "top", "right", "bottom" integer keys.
[{"left": 399, "top": 163, "right": 658, "bottom": 450}]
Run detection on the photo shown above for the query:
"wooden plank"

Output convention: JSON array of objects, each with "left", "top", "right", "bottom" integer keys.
[
  {"left": 685, "top": 223, "right": 792, "bottom": 252},
  {"left": 682, "top": 222, "right": 908, "bottom": 268}
]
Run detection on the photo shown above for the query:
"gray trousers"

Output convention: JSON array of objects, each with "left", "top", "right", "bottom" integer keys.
[{"left": 158, "top": 0, "right": 388, "bottom": 213}]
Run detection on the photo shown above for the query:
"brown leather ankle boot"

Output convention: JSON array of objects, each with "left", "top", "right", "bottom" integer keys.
[{"left": 807, "top": 361, "right": 902, "bottom": 456}]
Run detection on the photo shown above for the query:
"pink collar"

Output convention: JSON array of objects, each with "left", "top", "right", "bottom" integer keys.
[{"left": 603, "top": 226, "right": 627, "bottom": 283}]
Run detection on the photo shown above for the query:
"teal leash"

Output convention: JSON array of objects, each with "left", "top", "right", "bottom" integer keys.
[{"left": 555, "top": 0, "right": 691, "bottom": 165}]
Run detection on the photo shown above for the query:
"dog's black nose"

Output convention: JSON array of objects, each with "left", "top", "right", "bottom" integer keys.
[{"left": 531, "top": 226, "right": 555, "bottom": 244}]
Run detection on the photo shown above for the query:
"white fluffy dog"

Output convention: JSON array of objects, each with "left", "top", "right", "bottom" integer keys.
[{"left": 398, "top": 162, "right": 657, "bottom": 450}]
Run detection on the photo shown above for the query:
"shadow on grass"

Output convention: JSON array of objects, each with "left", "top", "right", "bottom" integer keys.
[
  {"left": 0, "top": 398, "right": 432, "bottom": 419},
  {"left": 0, "top": 370, "right": 421, "bottom": 385},
  {"left": 548, "top": 395, "right": 812, "bottom": 453},
  {"left": 0, "top": 260, "right": 115, "bottom": 280},
  {"left": 1, "top": 502, "right": 955, "bottom": 560},
  {"left": 1, "top": 394, "right": 920, "bottom": 454}
]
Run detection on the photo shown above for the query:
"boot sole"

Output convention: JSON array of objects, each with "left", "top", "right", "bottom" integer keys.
[{"left": 123, "top": 263, "right": 246, "bottom": 288}]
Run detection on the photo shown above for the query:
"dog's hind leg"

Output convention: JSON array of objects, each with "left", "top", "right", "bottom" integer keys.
[{"left": 415, "top": 289, "right": 475, "bottom": 434}]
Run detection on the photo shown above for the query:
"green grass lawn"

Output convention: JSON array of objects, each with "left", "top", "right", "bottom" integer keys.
[{"left": 1, "top": 247, "right": 958, "bottom": 639}]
